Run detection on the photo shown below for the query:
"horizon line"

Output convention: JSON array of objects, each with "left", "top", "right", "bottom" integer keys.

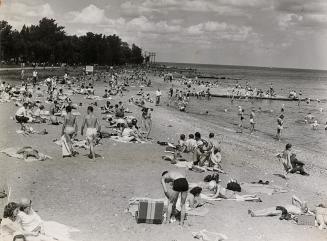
[{"left": 156, "top": 61, "right": 327, "bottom": 72}]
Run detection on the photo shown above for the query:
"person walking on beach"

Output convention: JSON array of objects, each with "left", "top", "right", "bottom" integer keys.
[
  {"left": 32, "top": 69, "right": 38, "bottom": 87},
  {"left": 237, "top": 109, "right": 245, "bottom": 133},
  {"left": 81, "top": 106, "right": 100, "bottom": 159},
  {"left": 298, "top": 90, "right": 302, "bottom": 107},
  {"left": 161, "top": 170, "right": 189, "bottom": 225},
  {"left": 276, "top": 114, "right": 284, "bottom": 141},
  {"left": 250, "top": 110, "right": 255, "bottom": 134},
  {"left": 62, "top": 106, "right": 78, "bottom": 157}
]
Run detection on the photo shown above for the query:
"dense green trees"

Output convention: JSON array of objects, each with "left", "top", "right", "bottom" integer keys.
[{"left": 0, "top": 18, "right": 144, "bottom": 65}]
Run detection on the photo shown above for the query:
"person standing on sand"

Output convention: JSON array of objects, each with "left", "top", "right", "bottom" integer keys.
[
  {"left": 161, "top": 170, "right": 189, "bottom": 225},
  {"left": 62, "top": 106, "right": 78, "bottom": 157},
  {"left": 141, "top": 107, "right": 152, "bottom": 139},
  {"left": 237, "top": 109, "right": 245, "bottom": 133},
  {"left": 81, "top": 106, "right": 100, "bottom": 159},
  {"left": 32, "top": 69, "right": 38, "bottom": 87},
  {"left": 276, "top": 114, "right": 284, "bottom": 141},
  {"left": 250, "top": 110, "right": 255, "bottom": 134},
  {"left": 155, "top": 88, "right": 162, "bottom": 106}
]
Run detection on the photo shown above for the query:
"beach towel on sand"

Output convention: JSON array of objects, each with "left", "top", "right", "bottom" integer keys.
[
  {"left": 61, "top": 135, "right": 72, "bottom": 157},
  {"left": 0, "top": 147, "right": 52, "bottom": 162},
  {"left": 192, "top": 229, "right": 228, "bottom": 241},
  {"left": 241, "top": 183, "right": 287, "bottom": 195},
  {"left": 43, "top": 221, "right": 79, "bottom": 241}
]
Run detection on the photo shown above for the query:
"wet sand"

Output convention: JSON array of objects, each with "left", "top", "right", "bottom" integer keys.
[{"left": 0, "top": 71, "right": 327, "bottom": 241}]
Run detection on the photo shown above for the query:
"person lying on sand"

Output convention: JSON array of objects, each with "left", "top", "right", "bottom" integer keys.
[
  {"left": 16, "top": 147, "right": 40, "bottom": 160},
  {"left": 192, "top": 179, "right": 260, "bottom": 202},
  {"left": 248, "top": 195, "right": 312, "bottom": 218},
  {"left": 161, "top": 170, "right": 189, "bottom": 225}
]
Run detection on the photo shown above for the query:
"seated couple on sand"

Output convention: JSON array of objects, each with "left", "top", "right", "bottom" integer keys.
[{"left": 1, "top": 198, "right": 53, "bottom": 241}]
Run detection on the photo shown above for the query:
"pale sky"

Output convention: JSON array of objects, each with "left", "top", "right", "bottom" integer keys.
[{"left": 1, "top": 0, "right": 327, "bottom": 69}]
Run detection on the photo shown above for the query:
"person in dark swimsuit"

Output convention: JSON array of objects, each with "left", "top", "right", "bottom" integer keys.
[{"left": 161, "top": 170, "right": 189, "bottom": 225}]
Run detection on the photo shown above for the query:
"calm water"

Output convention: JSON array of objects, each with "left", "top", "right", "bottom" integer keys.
[{"left": 163, "top": 62, "right": 327, "bottom": 156}]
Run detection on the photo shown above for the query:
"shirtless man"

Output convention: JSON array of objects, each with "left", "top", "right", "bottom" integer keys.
[
  {"left": 61, "top": 106, "right": 78, "bottom": 156},
  {"left": 250, "top": 110, "right": 255, "bottom": 134},
  {"left": 237, "top": 109, "right": 245, "bottom": 133},
  {"left": 161, "top": 170, "right": 189, "bottom": 225},
  {"left": 81, "top": 106, "right": 100, "bottom": 159},
  {"left": 276, "top": 114, "right": 284, "bottom": 141}
]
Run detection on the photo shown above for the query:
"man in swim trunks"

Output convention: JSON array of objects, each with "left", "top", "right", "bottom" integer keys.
[
  {"left": 81, "top": 106, "right": 100, "bottom": 159},
  {"left": 62, "top": 106, "right": 78, "bottom": 156},
  {"left": 161, "top": 170, "right": 189, "bottom": 225},
  {"left": 276, "top": 114, "right": 284, "bottom": 141},
  {"left": 15, "top": 103, "right": 29, "bottom": 130},
  {"left": 250, "top": 110, "right": 255, "bottom": 134},
  {"left": 238, "top": 109, "right": 245, "bottom": 133}
]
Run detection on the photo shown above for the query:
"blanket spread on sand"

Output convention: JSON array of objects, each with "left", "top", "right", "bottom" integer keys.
[
  {"left": 241, "top": 183, "right": 287, "bottom": 195},
  {"left": 192, "top": 229, "right": 228, "bottom": 241},
  {"left": 1, "top": 220, "right": 79, "bottom": 241},
  {"left": 0, "top": 147, "right": 52, "bottom": 162}
]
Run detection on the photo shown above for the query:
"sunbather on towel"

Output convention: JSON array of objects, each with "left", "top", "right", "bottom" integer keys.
[
  {"left": 192, "top": 179, "right": 260, "bottom": 202},
  {"left": 248, "top": 195, "right": 312, "bottom": 217},
  {"left": 16, "top": 147, "right": 40, "bottom": 160}
]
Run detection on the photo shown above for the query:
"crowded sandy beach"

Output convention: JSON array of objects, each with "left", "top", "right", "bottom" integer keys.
[
  {"left": 1, "top": 0, "right": 327, "bottom": 240},
  {"left": 0, "top": 64, "right": 326, "bottom": 241}
]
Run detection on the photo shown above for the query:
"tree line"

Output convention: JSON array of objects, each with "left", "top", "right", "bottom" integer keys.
[{"left": 0, "top": 18, "right": 144, "bottom": 65}]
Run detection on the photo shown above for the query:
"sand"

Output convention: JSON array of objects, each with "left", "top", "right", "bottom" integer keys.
[{"left": 0, "top": 69, "right": 326, "bottom": 241}]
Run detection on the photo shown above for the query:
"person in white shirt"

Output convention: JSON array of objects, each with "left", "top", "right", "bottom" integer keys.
[
  {"left": 17, "top": 198, "right": 44, "bottom": 234},
  {"left": 155, "top": 88, "right": 162, "bottom": 106},
  {"left": 185, "top": 134, "right": 197, "bottom": 153},
  {"left": 32, "top": 70, "right": 38, "bottom": 86},
  {"left": 15, "top": 103, "right": 29, "bottom": 130}
]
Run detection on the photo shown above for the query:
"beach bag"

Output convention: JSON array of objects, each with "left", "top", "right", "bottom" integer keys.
[
  {"left": 136, "top": 199, "right": 164, "bottom": 224},
  {"left": 226, "top": 181, "right": 241, "bottom": 192},
  {"left": 296, "top": 214, "right": 315, "bottom": 226}
]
